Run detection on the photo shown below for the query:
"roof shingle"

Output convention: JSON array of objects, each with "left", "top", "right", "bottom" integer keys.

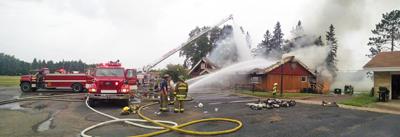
[{"left": 364, "top": 51, "right": 400, "bottom": 68}]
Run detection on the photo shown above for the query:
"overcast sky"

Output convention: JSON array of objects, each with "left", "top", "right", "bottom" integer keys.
[{"left": 0, "top": 0, "right": 399, "bottom": 70}]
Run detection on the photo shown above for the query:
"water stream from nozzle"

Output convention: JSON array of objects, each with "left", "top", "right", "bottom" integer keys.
[{"left": 189, "top": 23, "right": 276, "bottom": 90}]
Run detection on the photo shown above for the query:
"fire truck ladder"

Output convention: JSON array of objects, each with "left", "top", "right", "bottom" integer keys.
[{"left": 143, "top": 14, "right": 233, "bottom": 72}]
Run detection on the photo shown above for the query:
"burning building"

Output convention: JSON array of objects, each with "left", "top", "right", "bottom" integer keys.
[
  {"left": 248, "top": 56, "right": 328, "bottom": 93},
  {"left": 188, "top": 57, "right": 219, "bottom": 77}
]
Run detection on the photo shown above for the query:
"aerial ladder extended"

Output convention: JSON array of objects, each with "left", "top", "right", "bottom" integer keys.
[{"left": 143, "top": 14, "right": 233, "bottom": 72}]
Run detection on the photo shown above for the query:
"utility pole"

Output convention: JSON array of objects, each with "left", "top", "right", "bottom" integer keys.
[{"left": 280, "top": 60, "right": 284, "bottom": 97}]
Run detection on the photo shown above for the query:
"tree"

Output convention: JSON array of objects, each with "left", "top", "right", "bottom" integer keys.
[
  {"left": 252, "top": 30, "right": 272, "bottom": 57},
  {"left": 270, "top": 22, "right": 284, "bottom": 59},
  {"left": 367, "top": 10, "right": 400, "bottom": 57},
  {"left": 325, "top": 24, "right": 338, "bottom": 78},
  {"left": 179, "top": 26, "right": 221, "bottom": 68},
  {"left": 314, "top": 36, "right": 324, "bottom": 46},
  {"left": 32, "top": 58, "right": 38, "bottom": 70},
  {"left": 160, "top": 64, "right": 189, "bottom": 82},
  {"left": 262, "top": 30, "right": 273, "bottom": 52},
  {"left": 291, "top": 21, "right": 305, "bottom": 39},
  {"left": 0, "top": 53, "right": 31, "bottom": 75}
]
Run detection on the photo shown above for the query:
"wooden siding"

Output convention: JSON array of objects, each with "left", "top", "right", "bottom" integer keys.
[
  {"left": 261, "top": 74, "right": 310, "bottom": 92},
  {"left": 260, "top": 62, "right": 313, "bottom": 92}
]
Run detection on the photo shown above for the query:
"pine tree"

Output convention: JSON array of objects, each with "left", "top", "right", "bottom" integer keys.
[
  {"left": 262, "top": 30, "right": 273, "bottom": 55},
  {"left": 291, "top": 21, "right": 304, "bottom": 39},
  {"left": 367, "top": 10, "right": 400, "bottom": 57},
  {"left": 32, "top": 58, "right": 38, "bottom": 70},
  {"left": 314, "top": 36, "right": 324, "bottom": 46},
  {"left": 325, "top": 24, "right": 338, "bottom": 78},
  {"left": 270, "top": 22, "right": 284, "bottom": 59}
]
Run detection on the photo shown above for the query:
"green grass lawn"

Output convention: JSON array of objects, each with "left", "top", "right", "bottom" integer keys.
[
  {"left": 236, "top": 90, "right": 320, "bottom": 99},
  {"left": 339, "top": 93, "right": 377, "bottom": 107},
  {"left": 0, "top": 76, "right": 20, "bottom": 87}
]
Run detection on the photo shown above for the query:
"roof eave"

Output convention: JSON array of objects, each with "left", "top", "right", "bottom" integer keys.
[{"left": 363, "top": 67, "right": 400, "bottom": 72}]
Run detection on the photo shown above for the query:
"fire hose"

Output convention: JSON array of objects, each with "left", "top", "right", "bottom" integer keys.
[
  {"left": 0, "top": 94, "right": 243, "bottom": 136},
  {"left": 131, "top": 102, "right": 243, "bottom": 137},
  {"left": 82, "top": 97, "right": 242, "bottom": 137},
  {"left": 80, "top": 97, "right": 178, "bottom": 137}
]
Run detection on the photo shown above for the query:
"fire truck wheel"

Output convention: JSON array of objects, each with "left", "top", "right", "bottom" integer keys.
[
  {"left": 20, "top": 82, "right": 32, "bottom": 92},
  {"left": 71, "top": 83, "right": 83, "bottom": 92}
]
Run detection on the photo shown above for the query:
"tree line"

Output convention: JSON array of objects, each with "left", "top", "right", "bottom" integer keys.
[
  {"left": 253, "top": 21, "right": 338, "bottom": 78},
  {"left": 0, "top": 53, "right": 94, "bottom": 75}
]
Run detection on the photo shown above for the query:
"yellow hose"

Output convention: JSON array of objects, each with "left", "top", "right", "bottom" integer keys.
[{"left": 131, "top": 102, "right": 243, "bottom": 137}]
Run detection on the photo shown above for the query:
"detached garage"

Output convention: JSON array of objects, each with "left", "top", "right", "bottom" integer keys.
[{"left": 364, "top": 51, "right": 400, "bottom": 100}]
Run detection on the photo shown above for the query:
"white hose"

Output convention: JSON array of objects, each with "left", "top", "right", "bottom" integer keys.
[{"left": 80, "top": 97, "right": 178, "bottom": 137}]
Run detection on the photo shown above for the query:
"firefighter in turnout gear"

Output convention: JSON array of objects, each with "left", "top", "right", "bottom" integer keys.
[
  {"left": 159, "top": 74, "right": 170, "bottom": 112},
  {"left": 174, "top": 75, "right": 188, "bottom": 113},
  {"left": 272, "top": 83, "right": 278, "bottom": 96},
  {"left": 168, "top": 76, "right": 175, "bottom": 105}
]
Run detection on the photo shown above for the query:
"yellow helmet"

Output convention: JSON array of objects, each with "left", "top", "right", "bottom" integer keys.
[
  {"left": 274, "top": 83, "right": 278, "bottom": 86},
  {"left": 122, "top": 106, "right": 130, "bottom": 112}
]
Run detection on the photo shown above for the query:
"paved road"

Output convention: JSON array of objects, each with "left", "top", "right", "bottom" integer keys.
[{"left": 1, "top": 87, "right": 400, "bottom": 137}]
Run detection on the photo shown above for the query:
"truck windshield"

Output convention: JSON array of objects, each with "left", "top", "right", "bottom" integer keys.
[{"left": 95, "top": 68, "right": 124, "bottom": 77}]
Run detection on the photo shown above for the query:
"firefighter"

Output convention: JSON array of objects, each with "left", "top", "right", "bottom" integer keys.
[
  {"left": 174, "top": 75, "right": 188, "bottom": 113},
  {"left": 272, "top": 83, "right": 278, "bottom": 96},
  {"left": 168, "top": 76, "right": 175, "bottom": 105},
  {"left": 37, "top": 70, "right": 44, "bottom": 88},
  {"left": 159, "top": 74, "right": 170, "bottom": 112},
  {"left": 147, "top": 79, "right": 154, "bottom": 98}
]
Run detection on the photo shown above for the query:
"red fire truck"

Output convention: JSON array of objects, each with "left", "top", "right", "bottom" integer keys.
[
  {"left": 20, "top": 68, "right": 89, "bottom": 92},
  {"left": 86, "top": 61, "right": 137, "bottom": 106}
]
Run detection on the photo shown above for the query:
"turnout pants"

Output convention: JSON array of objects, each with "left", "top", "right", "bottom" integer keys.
[
  {"left": 168, "top": 91, "right": 175, "bottom": 104},
  {"left": 159, "top": 91, "right": 168, "bottom": 111},
  {"left": 174, "top": 96, "right": 185, "bottom": 112}
]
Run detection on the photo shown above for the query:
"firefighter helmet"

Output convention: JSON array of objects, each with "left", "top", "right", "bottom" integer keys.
[
  {"left": 122, "top": 106, "right": 130, "bottom": 112},
  {"left": 163, "top": 74, "right": 170, "bottom": 78}
]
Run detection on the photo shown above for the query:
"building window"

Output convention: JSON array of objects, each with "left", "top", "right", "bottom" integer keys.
[
  {"left": 301, "top": 76, "right": 307, "bottom": 82},
  {"left": 250, "top": 76, "right": 261, "bottom": 84}
]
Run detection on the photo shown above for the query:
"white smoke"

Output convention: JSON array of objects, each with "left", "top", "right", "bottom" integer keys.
[
  {"left": 208, "top": 24, "right": 252, "bottom": 67},
  {"left": 283, "top": 46, "right": 333, "bottom": 81}
]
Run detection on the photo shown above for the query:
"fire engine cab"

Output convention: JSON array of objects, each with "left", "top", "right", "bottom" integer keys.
[
  {"left": 86, "top": 61, "right": 137, "bottom": 106},
  {"left": 20, "top": 68, "right": 88, "bottom": 92}
]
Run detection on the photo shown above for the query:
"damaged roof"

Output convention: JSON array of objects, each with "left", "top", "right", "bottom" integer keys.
[
  {"left": 364, "top": 51, "right": 400, "bottom": 71},
  {"left": 188, "top": 57, "right": 219, "bottom": 75},
  {"left": 250, "top": 56, "right": 316, "bottom": 76}
]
